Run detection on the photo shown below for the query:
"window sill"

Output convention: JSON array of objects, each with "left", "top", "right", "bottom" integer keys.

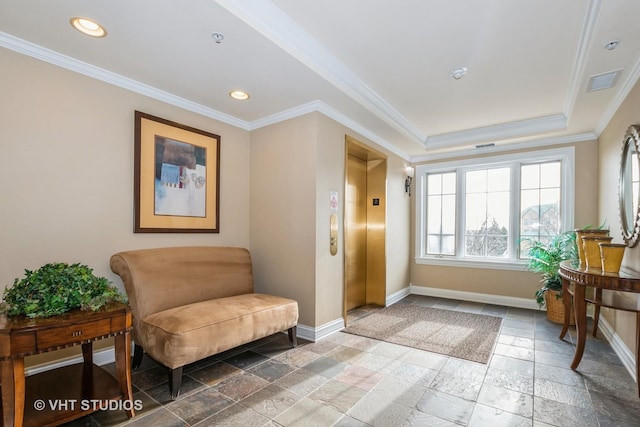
[{"left": 415, "top": 257, "right": 528, "bottom": 271}]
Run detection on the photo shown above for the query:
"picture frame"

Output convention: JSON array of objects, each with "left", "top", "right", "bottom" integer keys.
[{"left": 134, "top": 111, "right": 220, "bottom": 233}]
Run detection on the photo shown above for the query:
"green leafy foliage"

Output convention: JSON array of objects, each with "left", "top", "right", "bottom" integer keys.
[
  {"left": 2, "top": 263, "right": 126, "bottom": 318},
  {"left": 523, "top": 231, "right": 577, "bottom": 307}
]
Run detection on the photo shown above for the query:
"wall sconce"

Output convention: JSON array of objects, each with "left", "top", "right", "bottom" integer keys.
[{"left": 405, "top": 166, "right": 415, "bottom": 196}]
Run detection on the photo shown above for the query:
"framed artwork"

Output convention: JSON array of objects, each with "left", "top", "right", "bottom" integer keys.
[{"left": 134, "top": 111, "right": 220, "bottom": 233}]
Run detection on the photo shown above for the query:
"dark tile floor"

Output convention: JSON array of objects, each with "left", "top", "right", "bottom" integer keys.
[{"left": 65, "top": 295, "right": 640, "bottom": 426}]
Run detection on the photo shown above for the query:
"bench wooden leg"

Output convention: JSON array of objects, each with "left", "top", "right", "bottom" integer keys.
[
  {"left": 169, "top": 367, "right": 183, "bottom": 400},
  {"left": 132, "top": 344, "right": 144, "bottom": 370},
  {"left": 288, "top": 326, "right": 297, "bottom": 347}
]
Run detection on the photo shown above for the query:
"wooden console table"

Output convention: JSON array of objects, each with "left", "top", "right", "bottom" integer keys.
[
  {"left": 0, "top": 302, "right": 134, "bottom": 426},
  {"left": 558, "top": 260, "right": 640, "bottom": 397}
]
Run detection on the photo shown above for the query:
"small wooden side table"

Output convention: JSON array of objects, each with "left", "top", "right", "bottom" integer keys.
[
  {"left": 558, "top": 260, "right": 640, "bottom": 398},
  {"left": 0, "top": 302, "right": 134, "bottom": 427}
]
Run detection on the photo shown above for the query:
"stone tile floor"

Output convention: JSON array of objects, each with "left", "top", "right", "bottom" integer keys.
[{"left": 65, "top": 295, "right": 640, "bottom": 426}]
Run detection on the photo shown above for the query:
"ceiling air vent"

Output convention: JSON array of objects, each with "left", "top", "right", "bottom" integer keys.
[
  {"left": 475, "top": 142, "right": 495, "bottom": 149},
  {"left": 587, "top": 69, "right": 622, "bottom": 92}
]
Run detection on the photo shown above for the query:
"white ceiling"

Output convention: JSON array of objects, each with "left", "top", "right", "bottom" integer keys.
[{"left": 2, "top": 0, "right": 639, "bottom": 161}]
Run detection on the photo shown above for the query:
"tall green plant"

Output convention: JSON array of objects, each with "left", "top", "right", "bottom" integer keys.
[{"left": 524, "top": 231, "right": 577, "bottom": 306}]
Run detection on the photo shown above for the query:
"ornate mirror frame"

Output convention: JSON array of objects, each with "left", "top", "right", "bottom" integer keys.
[{"left": 619, "top": 124, "right": 640, "bottom": 247}]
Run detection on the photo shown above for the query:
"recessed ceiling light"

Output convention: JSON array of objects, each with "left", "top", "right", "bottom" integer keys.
[
  {"left": 70, "top": 17, "right": 107, "bottom": 38},
  {"left": 229, "top": 90, "right": 250, "bottom": 100},
  {"left": 604, "top": 40, "right": 619, "bottom": 51},
  {"left": 211, "top": 32, "right": 225, "bottom": 44},
  {"left": 450, "top": 67, "right": 468, "bottom": 80}
]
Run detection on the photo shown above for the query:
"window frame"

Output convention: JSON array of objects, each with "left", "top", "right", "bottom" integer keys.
[{"left": 414, "top": 147, "right": 575, "bottom": 270}]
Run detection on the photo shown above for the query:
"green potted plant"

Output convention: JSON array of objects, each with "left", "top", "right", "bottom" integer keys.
[
  {"left": 523, "top": 230, "right": 577, "bottom": 323},
  {"left": 2, "top": 262, "right": 126, "bottom": 318}
]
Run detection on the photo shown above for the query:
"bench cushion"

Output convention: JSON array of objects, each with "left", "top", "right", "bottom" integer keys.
[{"left": 138, "top": 293, "right": 299, "bottom": 368}]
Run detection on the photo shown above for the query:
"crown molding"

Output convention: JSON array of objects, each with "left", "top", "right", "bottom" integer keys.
[
  {"left": 563, "top": 0, "right": 602, "bottom": 122},
  {"left": 0, "top": 26, "right": 612, "bottom": 165},
  {"left": 215, "top": 0, "right": 427, "bottom": 148},
  {"left": 411, "top": 132, "right": 596, "bottom": 163},
  {"left": 0, "top": 31, "right": 250, "bottom": 130},
  {"left": 0, "top": 31, "right": 410, "bottom": 160},
  {"left": 424, "top": 114, "right": 568, "bottom": 150},
  {"left": 595, "top": 50, "right": 640, "bottom": 136},
  {"left": 250, "top": 100, "right": 411, "bottom": 161},
  {"left": 248, "top": 101, "right": 319, "bottom": 131}
]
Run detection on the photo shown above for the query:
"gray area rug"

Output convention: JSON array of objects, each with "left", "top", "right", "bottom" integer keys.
[{"left": 343, "top": 304, "right": 502, "bottom": 364}]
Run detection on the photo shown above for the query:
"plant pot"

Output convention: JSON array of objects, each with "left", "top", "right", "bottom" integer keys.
[
  {"left": 545, "top": 291, "right": 574, "bottom": 325},
  {"left": 582, "top": 235, "right": 613, "bottom": 269},
  {"left": 575, "top": 228, "right": 610, "bottom": 267},
  {"left": 599, "top": 243, "right": 626, "bottom": 273}
]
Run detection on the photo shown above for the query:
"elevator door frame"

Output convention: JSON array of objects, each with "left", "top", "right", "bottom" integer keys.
[
  {"left": 344, "top": 136, "right": 387, "bottom": 325},
  {"left": 345, "top": 154, "right": 367, "bottom": 311}
]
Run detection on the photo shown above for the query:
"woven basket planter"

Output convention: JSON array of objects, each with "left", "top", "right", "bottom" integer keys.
[{"left": 545, "top": 290, "right": 575, "bottom": 325}]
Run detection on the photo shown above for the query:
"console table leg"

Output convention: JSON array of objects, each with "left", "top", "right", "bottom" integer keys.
[
  {"left": 559, "top": 278, "right": 571, "bottom": 339},
  {"left": 570, "top": 284, "right": 587, "bottom": 370},
  {"left": 81, "top": 342, "right": 93, "bottom": 366},
  {"left": 636, "top": 312, "right": 640, "bottom": 398},
  {"left": 114, "top": 332, "right": 135, "bottom": 418},
  {"left": 1, "top": 358, "right": 25, "bottom": 427},
  {"left": 592, "top": 288, "right": 602, "bottom": 337}
]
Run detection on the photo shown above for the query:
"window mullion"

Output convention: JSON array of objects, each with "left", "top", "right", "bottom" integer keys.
[
  {"left": 456, "top": 168, "right": 465, "bottom": 258},
  {"left": 416, "top": 168, "right": 426, "bottom": 258},
  {"left": 511, "top": 162, "right": 521, "bottom": 259}
]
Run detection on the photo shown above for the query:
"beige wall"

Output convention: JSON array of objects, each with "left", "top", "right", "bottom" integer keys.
[
  {"left": 5, "top": 39, "right": 630, "bottom": 361},
  {"left": 598, "top": 78, "right": 640, "bottom": 352},
  {"left": 317, "top": 115, "right": 412, "bottom": 319},
  {"left": 315, "top": 115, "right": 347, "bottom": 325},
  {"left": 2, "top": 45, "right": 410, "bottom": 358},
  {"left": 0, "top": 48, "right": 251, "bottom": 365},
  {"left": 250, "top": 113, "right": 411, "bottom": 328},
  {"left": 249, "top": 114, "right": 318, "bottom": 326},
  {"left": 7, "top": 35, "right": 634, "bottom": 365},
  {"left": 411, "top": 140, "right": 599, "bottom": 301},
  {"left": 384, "top": 146, "right": 413, "bottom": 298}
]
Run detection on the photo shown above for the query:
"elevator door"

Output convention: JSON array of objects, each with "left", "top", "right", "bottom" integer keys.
[{"left": 345, "top": 154, "right": 367, "bottom": 311}]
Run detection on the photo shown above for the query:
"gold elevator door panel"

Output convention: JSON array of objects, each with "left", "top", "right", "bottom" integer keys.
[{"left": 345, "top": 155, "right": 367, "bottom": 311}]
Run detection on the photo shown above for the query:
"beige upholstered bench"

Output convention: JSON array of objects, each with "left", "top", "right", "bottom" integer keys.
[{"left": 110, "top": 246, "right": 298, "bottom": 399}]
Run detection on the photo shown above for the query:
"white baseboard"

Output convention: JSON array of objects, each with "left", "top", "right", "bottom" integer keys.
[
  {"left": 597, "top": 316, "right": 637, "bottom": 383},
  {"left": 25, "top": 346, "right": 116, "bottom": 377},
  {"left": 297, "top": 286, "right": 412, "bottom": 342},
  {"left": 25, "top": 287, "right": 636, "bottom": 385},
  {"left": 387, "top": 286, "right": 411, "bottom": 306},
  {"left": 296, "top": 318, "right": 345, "bottom": 342},
  {"left": 411, "top": 284, "right": 637, "bottom": 384},
  {"left": 25, "top": 322, "right": 343, "bottom": 376},
  {"left": 410, "top": 284, "right": 540, "bottom": 310},
  {"left": 298, "top": 285, "right": 538, "bottom": 342}
]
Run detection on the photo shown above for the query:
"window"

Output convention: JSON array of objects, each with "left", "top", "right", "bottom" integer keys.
[
  {"left": 415, "top": 147, "right": 574, "bottom": 270},
  {"left": 519, "top": 162, "right": 562, "bottom": 252},
  {"left": 426, "top": 172, "right": 456, "bottom": 255},
  {"left": 465, "top": 167, "right": 510, "bottom": 258}
]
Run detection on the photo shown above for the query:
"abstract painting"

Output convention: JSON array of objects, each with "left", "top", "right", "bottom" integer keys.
[{"left": 134, "top": 111, "right": 220, "bottom": 232}]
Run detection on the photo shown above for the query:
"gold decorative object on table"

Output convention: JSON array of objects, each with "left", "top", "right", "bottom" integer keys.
[
  {"left": 582, "top": 235, "right": 613, "bottom": 268},
  {"left": 575, "top": 228, "right": 610, "bottom": 267},
  {"left": 599, "top": 243, "right": 626, "bottom": 273}
]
